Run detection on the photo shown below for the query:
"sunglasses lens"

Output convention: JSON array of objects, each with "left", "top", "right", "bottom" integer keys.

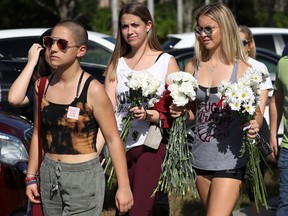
[
  {"left": 43, "top": 37, "right": 53, "bottom": 48},
  {"left": 204, "top": 28, "right": 213, "bottom": 37},
  {"left": 195, "top": 27, "right": 201, "bottom": 35},
  {"left": 57, "top": 39, "right": 69, "bottom": 50},
  {"left": 194, "top": 27, "right": 213, "bottom": 37}
]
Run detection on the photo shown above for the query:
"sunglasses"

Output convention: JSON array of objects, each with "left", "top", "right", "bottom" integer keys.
[
  {"left": 43, "top": 36, "right": 79, "bottom": 51},
  {"left": 194, "top": 26, "right": 215, "bottom": 37},
  {"left": 242, "top": 40, "right": 250, "bottom": 46}
]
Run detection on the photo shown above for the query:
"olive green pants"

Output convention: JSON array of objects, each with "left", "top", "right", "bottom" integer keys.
[{"left": 40, "top": 155, "right": 105, "bottom": 216}]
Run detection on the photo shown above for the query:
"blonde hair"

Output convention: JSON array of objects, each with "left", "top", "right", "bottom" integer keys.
[
  {"left": 239, "top": 25, "right": 256, "bottom": 59},
  {"left": 105, "top": 2, "right": 162, "bottom": 81},
  {"left": 194, "top": 2, "right": 246, "bottom": 64}
]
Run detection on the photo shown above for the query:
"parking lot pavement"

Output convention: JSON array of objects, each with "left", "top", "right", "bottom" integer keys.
[{"left": 233, "top": 197, "right": 278, "bottom": 216}]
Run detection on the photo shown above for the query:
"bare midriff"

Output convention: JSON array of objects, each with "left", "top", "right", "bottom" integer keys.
[{"left": 46, "top": 152, "right": 99, "bottom": 163}]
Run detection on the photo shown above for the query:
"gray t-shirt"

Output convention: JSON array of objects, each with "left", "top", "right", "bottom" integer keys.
[{"left": 192, "top": 61, "right": 247, "bottom": 170}]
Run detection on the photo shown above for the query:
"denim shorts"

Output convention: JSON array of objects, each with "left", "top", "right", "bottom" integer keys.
[{"left": 40, "top": 155, "right": 105, "bottom": 216}]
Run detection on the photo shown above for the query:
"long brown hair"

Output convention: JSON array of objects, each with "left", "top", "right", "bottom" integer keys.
[{"left": 105, "top": 2, "right": 162, "bottom": 81}]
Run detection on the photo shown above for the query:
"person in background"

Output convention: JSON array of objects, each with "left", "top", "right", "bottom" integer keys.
[
  {"left": 170, "top": 3, "right": 262, "bottom": 215},
  {"left": 281, "top": 43, "right": 288, "bottom": 57},
  {"left": 25, "top": 20, "right": 133, "bottom": 215},
  {"left": 239, "top": 25, "right": 273, "bottom": 216},
  {"left": 8, "top": 29, "right": 53, "bottom": 108},
  {"left": 269, "top": 56, "right": 288, "bottom": 216},
  {"left": 103, "top": 2, "right": 179, "bottom": 215},
  {"left": 8, "top": 29, "right": 53, "bottom": 216}
]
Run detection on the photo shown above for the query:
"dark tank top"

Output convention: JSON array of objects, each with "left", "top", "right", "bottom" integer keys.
[{"left": 41, "top": 72, "right": 99, "bottom": 154}]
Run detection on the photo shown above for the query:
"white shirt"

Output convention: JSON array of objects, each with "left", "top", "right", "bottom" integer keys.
[
  {"left": 115, "top": 53, "right": 172, "bottom": 149},
  {"left": 248, "top": 57, "right": 273, "bottom": 92}
]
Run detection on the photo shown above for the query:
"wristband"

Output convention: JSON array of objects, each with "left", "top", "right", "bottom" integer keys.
[
  {"left": 25, "top": 180, "right": 37, "bottom": 186},
  {"left": 24, "top": 177, "right": 37, "bottom": 183}
]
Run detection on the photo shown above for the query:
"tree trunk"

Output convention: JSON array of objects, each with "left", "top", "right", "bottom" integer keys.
[
  {"left": 184, "top": 0, "right": 193, "bottom": 32},
  {"left": 147, "top": 0, "right": 154, "bottom": 20},
  {"left": 112, "top": 0, "right": 118, "bottom": 38},
  {"left": 177, "top": 0, "right": 183, "bottom": 33}
]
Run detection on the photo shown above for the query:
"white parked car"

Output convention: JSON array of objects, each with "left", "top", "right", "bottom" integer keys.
[
  {"left": 0, "top": 28, "right": 115, "bottom": 65},
  {"left": 162, "top": 27, "right": 288, "bottom": 56}
]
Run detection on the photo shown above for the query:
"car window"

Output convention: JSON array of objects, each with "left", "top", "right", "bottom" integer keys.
[
  {"left": 0, "top": 37, "right": 39, "bottom": 58},
  {"left": 0, "top": 65, "right": 20, "bottom": 105},
  {"left": 162, "top": 37, "right": 181, "bottom": 50},
  {"left": 0, "top": 37, "right": 112, "bottom": 65},
  {"left": 256, "top": 55, "right": 277, "bottom": 83},
  {"left": 254, "top": 35, "right": 276, "bottom": 53},
  {"left": 282, "top": 35, "right": 288, "bottom": 47},
  {"left": 170, "top": 48, "right": 278, "bottom": 83},
  {"left": 176, "top": 54, "right": 192, "bottom": 71},
  {"left": 0, "top": 63, "right": 34, "bottom": 119},
  {"left": 82, "top": 41, "right": 112, "bottom": 65},
  {"left": 103, "top": 36, "right": 116, "bottom": 44}
]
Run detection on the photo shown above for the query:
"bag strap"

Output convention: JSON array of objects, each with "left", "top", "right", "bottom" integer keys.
[
  {"left": 155, "top": 52, "right": 164, "bottom": 63},
  {"left": 37, "top": 77, "right": 47, "bottom": 172}
]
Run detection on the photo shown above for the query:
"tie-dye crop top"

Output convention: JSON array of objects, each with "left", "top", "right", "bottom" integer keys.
[{"left": 41, "top": 75, "right": 99, "bottom": 154}]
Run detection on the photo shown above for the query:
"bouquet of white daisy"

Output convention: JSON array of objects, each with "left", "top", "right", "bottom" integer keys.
[
  {"left": 104, "top": 70, "right": 161, "bottom": 189},
  {"left": 153, "top": 71, "right": 198, "bottom": 197},
  {"left": 216, "top": 66, "right": 269, "bottom": 212}
]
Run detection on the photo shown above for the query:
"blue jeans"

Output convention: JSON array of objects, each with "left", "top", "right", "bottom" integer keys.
[{"left": 277, "top": 147, "right": 288, "bottom": 216}]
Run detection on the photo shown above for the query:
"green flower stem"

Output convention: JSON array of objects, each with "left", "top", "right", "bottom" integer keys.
[
  {"left": 245, "top": 138, "right": 268, "bottom": 212},
  {"left": 240, "top": 113, "right": 269, "bottom": 212},
  {"left": 103, "top": 87, "right": 153, "bottom": 189},
  {"left": 153, "top": 116, "right": 198, "bottom": 197}
]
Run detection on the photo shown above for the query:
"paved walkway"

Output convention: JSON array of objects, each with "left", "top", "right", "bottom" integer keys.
[{"left": 233, "top": 197, "right": 278, "bottom": 216}]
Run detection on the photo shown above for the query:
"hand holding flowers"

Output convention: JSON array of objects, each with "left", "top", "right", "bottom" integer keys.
[
  {"left": 104, "top": 70, "right": 161, "bottom": 189},
  {"left": 216, "top": 66, "right": 269, "bottom": 212},
  {"left": 153, "top": 71, "right": 198, "bottom": 197}
]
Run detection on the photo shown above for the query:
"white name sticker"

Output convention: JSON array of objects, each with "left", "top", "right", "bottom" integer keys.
[{"left": 67, "top": 106, "right": 80, "bottom": 120}]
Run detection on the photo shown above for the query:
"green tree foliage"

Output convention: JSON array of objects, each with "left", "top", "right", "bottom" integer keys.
[
  {"left": 227, "top": 0, "right": 288, "bottom": 27},
  {"left": 273, "top": 12, "right": 288, "bottom": 28},
  {"left": 89, "top": 7, "right": 113, "bottom": 35},
  {"left": 154, "top": 2, "right": 177, "bottom": 42},
  {"left": 0, "top": 0, "right": 99, "bottom": 30},
  {"left": 1, "top": 0, "right": 288, "bottom": 37},
  {"left": 0, "top": 0, "right": 58, "bottom": 28}
]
